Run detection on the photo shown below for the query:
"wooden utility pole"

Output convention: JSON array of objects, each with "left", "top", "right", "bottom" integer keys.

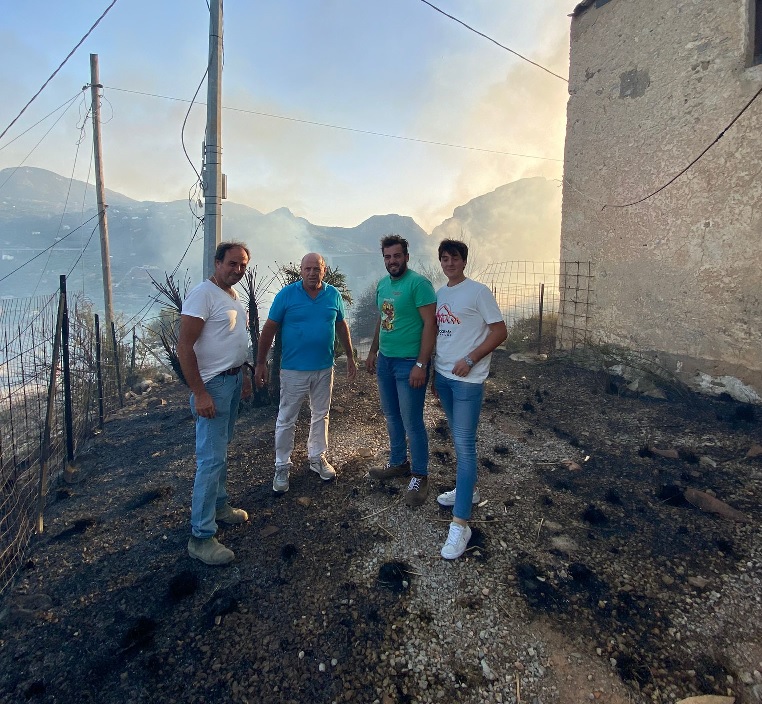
[
  {"left": 203, "top": 0, "right": 224, "bottom": 279},
  {"left": 89, "top": 53, "right": 114, "bottom": 330}
]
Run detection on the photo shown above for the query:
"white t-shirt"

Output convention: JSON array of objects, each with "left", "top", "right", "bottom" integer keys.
[
  {"left": 435, "top": 278, "right": 503, "bottom": 384},
  {"left": 182, "top": 280, "right": 249, "bottom": 383}
]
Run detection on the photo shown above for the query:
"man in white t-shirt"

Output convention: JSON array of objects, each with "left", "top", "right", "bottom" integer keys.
[
  {"left": 433, "top": 239, "right": 507, "bottom": 560},
  {"left": 178, "top": 242, "right": 252, "bottom": 565}
]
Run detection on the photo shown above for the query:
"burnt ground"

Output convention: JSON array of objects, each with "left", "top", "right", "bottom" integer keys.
[{"left": 1, "top": 350, "right": 761, "bottom": 704}]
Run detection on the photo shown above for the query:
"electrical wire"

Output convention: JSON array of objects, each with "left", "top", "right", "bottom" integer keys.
[
  {"left": 603, "top": 83, "right": 762, "bottom": 209},
  {"left": 0, "top": 0, "right": 119, "bottom": 144},
  {"left": 30, "top": 99, "right": 92, "bottom": 298},
  {"left": 0, "top": 94, "right": 83, "bottom": 194},
  {"left": 98, "top": 94, "right": 115, "bottom": 125},
  {"left": 171, "top": 218, "right": 204, "bottom": 277},
  {"left": 77, "top": 145, "right": 96, "bottom": 295},
  {"left": 179, "top": 69, "right": 208, "bottom": 184},
  {"left": 180, "top": 0, "right": 223, "bottom": 208},
  {"left": 418, "top": 0, "right": 568, "bottom": 83},
  {"left": 175, "top": 30, "right": 215, "bottom": 222},
  {"left": 65, "top": 220, "right": 99, "bottom": 276},
  {"left": 0, "top": 92, "right": 82, "bottom": 152},
  {"left": 0, "top": 211, "right": 102, "bottom": 285},
  {"left": 188, "top": 180, "right": 204, "bottom": 221},
  {"left": 117, "top": 283, "right": 179, "bottom": 337},
  {"left": 103, "top": 86, "right": 563, "bottom": 162},
  {"left": 116, "top": 297, "right": 157, "bottom": 337},
  {"left": 117, "top": 215, "right": 203, "bottom": 336}
]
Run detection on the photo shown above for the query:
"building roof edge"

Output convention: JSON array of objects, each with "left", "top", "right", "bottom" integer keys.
[{"left": 571, "top": 0, "right": 596, "bottom": 18}]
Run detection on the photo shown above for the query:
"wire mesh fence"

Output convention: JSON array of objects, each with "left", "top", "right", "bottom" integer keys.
[
  {"left": 344, "top": 261, "right": 594, "bottom": 359},
  {"left": 475, "top": 260, "right": 593, "bottom": 355},
  {"left": 0, "top": 293, "right": 61, "bottom": 599},
  {"left": 0, "top": 279, "right": 139, "bottom": 597},
  {"left": 557, "top": 260, "right": 594, "bottom": 351}
]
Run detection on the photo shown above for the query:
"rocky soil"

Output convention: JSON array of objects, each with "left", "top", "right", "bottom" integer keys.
[{"left": 1, "top": 349, "right": 761, "bottom": 704}]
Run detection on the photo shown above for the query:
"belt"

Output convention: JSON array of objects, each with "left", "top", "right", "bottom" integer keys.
[{"left": 220, "top": 365, "right": 243, "bottom": 376}]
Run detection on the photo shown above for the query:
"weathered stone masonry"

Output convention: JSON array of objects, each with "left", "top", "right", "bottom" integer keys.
[{"left": 560, "top": 0, "right": 762, "bottom": 398}]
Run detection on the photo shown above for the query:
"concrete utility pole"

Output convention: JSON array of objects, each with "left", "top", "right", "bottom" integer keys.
[
  {"left": 89, "top": 53, "right": 114, "bottom": 330},
  {"left": 202, "top": 0, "right": 224, "bottom": 279}
]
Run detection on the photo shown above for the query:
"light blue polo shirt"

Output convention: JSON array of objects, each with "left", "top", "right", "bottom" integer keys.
[{"left": 268, "top": 281, "right": 346, "bottom": 371}]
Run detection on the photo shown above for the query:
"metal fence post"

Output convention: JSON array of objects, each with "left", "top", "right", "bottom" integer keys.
[
  {"left": 130, "top": 326, "right": 136, "bottom": 381},
  {"left": 95, "top": 314, "right": 104, "bottom": 429},
  {"left": 61, "top": 275, "right": 74, "bottom": 464},
  {"left": 37, "top": 280, "right": 67, "bottom": 532},
  {"left": 537, "top": 283, "right": 545, "bottom": 355},
  {"left": 111, "top": 321, "right": 124, "bottom": 407}
]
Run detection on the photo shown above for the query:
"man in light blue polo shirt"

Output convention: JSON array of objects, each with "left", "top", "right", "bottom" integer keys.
[{"left": 254, "top": 253, "right": 356, "bottom": 492}]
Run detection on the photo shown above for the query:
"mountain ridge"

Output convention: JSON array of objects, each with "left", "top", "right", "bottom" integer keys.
[{"left": 0, "top": 167, "right": 560, "bottom": 317}]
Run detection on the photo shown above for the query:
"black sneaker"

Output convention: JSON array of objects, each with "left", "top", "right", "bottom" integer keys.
[
  {"left": 369, "top": 459, "right": 411, "bottom": 481},
  {"left": 405, "top": 475, "right": 429, "bottom": 507}
]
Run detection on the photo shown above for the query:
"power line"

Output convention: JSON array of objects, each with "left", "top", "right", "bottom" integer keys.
[
  {"left": 116, "top": 297, "right": 158, "bottom": 337},
  {"left": 103, "top": 85, "right": 563, "bottom": 163},
  {"left": 171, "top": 218, "right": 204, "bottom": 277},
  {"left": 66, "top": 220, "right": 99, "bottom": 276},
  {"left": 118, "top": 217, "right": 204, "bottom": 336},
  {"left": 180, "top": 68, "right": 208, "bottom": 185},
  {"left": 0, "top": 92, "right": 83, "bottom": 152},
  {"left": 603, "top": 83, "right": 762, "bottom": 209},
  {"left": 0, "top": 95, "right": 83, "bottom": 194},
  {"left": 31, "top": 100, "right": 92, "bottom": 298},
  {"left": 0, "top": 0, "right": 119, "bottom": 144},
  {"left": 418, "top": 0, "right": 568, "bottom": 83},
  {"left": 0, "top": 211, "right": 102, "bottom": 285}
]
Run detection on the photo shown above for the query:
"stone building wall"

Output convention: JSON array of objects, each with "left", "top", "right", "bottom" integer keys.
[{"left": 561, "top": 0, "right": 762, "bottom": 398}]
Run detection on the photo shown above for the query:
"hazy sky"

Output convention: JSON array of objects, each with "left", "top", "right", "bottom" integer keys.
[{"left": 0, "top": 1, "right": 574, "bottom": 232}]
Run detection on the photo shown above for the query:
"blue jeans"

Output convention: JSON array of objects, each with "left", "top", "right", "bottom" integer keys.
[
  {"left": 376, "top": 353, "right": 429, "bottom": 475},
  {"left": 190, "top": 371, "right": 242, "bottom": 539},
  {"left": 434, "top": 373, "right": 484, "bottom": 521}
]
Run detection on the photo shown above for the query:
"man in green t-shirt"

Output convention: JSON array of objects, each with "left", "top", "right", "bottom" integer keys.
[{"left": 365, "top": 235, "right": 437, "bottom": 506}]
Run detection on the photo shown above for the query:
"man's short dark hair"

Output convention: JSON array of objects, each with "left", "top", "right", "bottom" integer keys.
[
  {"left": 438, "top": 239, "right": 468, "bottom": 262},
  {"left": 215, "top": 241, "right": 251, "bottom": 262},
  {"left": 380, "top": 234, "right": 409, "bottom": 255}
]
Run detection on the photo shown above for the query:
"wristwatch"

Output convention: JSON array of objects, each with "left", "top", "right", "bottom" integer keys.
[
  {"left": 415, "top": 362, "right": 424, "bottom": 369},
  {"left": 464, "top": 355, "right": 475, "bottom": 368}
]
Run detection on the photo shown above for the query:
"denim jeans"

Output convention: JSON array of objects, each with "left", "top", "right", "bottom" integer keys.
[
  {"left": 275, "top": 367, "right": 334, "bottom": 467},
  {"left": 190, "top": 371, "right": 242, "bottom": 539},
  {"left": 434, "top": 373, "right": 484, "bottom": 521},
  {"left": 376, "top": 353, "right": 429, "bottom": 475}
]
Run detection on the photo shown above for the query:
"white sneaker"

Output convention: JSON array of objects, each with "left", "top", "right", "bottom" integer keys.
[
  {"left": 441, "top": 522, "right": 472, "bottom": 560},
  {"left": 309, "top": 455, "right": 336, "bottom": 481},
  {"left": 437, "top": 487, "right": 481, "bottom": 507},
  {"left": 273, "top": 465, "right": 290, "bottom": 493}
]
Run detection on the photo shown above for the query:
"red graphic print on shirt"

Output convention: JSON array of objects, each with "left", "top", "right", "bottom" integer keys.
[{"left": 436, "top": 303, "right": 460, "bottom": 325}]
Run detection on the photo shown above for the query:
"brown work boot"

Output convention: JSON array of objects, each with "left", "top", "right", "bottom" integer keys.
[
  {"left": 369, "top": 459, "right": 411, "bottom": 481},
  {"left": 216, "top": 504, "right": 249, "bottom": 524},
  {"left": 188, "top": 536, "right": 234, "bottom": 565},
  {"left": 405, "top": 474, "right": 429, "bottom": 507}
]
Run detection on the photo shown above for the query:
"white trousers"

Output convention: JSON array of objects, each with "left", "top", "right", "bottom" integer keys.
[{"left": 274, "top": 367, "right": 334, "bottom": 467}]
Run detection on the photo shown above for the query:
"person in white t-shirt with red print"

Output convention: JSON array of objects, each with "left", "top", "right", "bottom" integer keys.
[{"left": 433, "top": 239, "right": 507, "bottom": 559}]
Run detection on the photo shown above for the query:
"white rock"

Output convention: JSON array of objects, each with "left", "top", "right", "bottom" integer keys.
[{"left": 481, "top": 658, "right": 496, "bottom": 681}]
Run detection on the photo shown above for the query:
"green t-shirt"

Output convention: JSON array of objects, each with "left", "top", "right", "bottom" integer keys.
[{"left": 376, "top": 269, "right": 436, "bottom": 358}]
